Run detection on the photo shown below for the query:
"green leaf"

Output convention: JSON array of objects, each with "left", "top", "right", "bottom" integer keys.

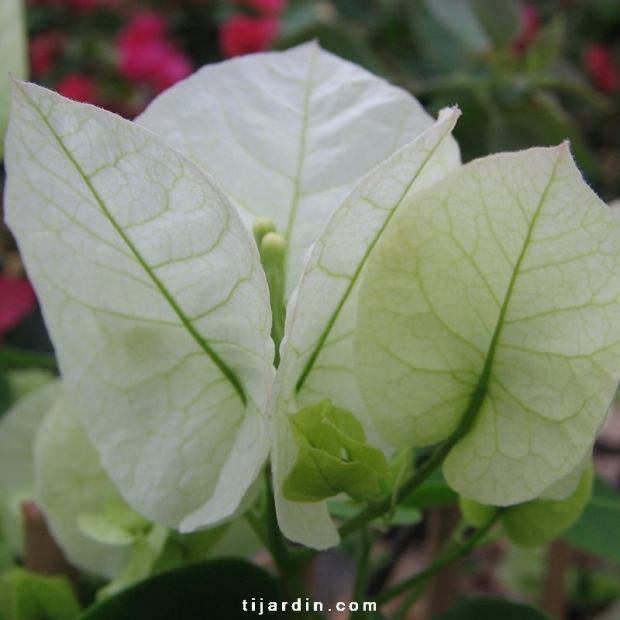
[
  {"left": 282, "top": 400, "right": 388, "bottom": 502},
  {"left": 137, "top": 43, "right": 440, "bottom": 298},
  {"left": 5, "top": 80, "right": 274, "bottom": 533},
  {"left": 78, "top": 559, "right": 282, "bottom": 620},
  {"left": 0, "top": 568, "right": 80, "bottom": 620},
  {"left": 422, "top": 0, "right": 490, "bottom": 54},
  {"left": 404, "top": 468, "right": 458, "bottom": 510},
  {"left": 502, "top": 462, "right": 594, "bottom": 547},
  {"left": 355, "top": 145, "right": 620, "bottom": 507},
  {"left": 271, "top": 107, "right": 460, "bottom": 549},
  {"left": 459, "top": 497, "right": 499, "bottom": 528},
  {"left": 97, "top": 526, "right": 168, "bottom": 599},
  {"left": 524, "top": 17, "right": 566, "bottom": 72},
  {"left": 409, "top": 4, "right": 469, "bottom": 75},
  {"left": 469, "top": 0, "right": 521, "bottom": 48},
  {"left": 435, "top": 598, "right": 551, "bottom": 619},
  {"left": 77, "top": 501, "right": 151, "bottom": 548},
  {"left": 0, "top": 0, "right": 27, "bottom": 158},
  {"left": 564, "top": 476, "right": 620, "bottom": 563},
  {"left": 0, "top": 381, "right": 60, "bottom": 558}
]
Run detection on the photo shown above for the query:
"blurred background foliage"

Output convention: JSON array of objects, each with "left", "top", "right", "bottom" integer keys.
[{"left": 20, "top": 0, "right": 620, "bottom": 200}]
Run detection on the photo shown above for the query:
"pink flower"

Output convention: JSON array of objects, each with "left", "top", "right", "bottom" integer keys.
[
  {"left": 513, "top": 4, "right": 540, "bottom": 53},
  {"left": 584, "top": 44, "right": 619, "bottom": 93},
  {"left": 0, "top": 277, "right": 36, "bottom": 340},
  {"left": 219, "top": 15, "right": 279, "bottom": 58},
  {"left": 116, "top": 12, "right": 193, "bottom": 93},
  {"left": 56, "top": 74, "right": 99, "bottom": 104},
  {"left": 238, "top": 0, "right": 288, "bottom": 14},
  {"left": 118, "top": 12, "right": 168, "bottom": 48},
  {"left": 29, "top": 31, "right": 65, "bottom": 79}
]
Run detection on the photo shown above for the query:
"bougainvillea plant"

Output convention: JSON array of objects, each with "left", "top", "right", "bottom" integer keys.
[{"left": 3, "top": 42, "right": 620, "bottom": 618}]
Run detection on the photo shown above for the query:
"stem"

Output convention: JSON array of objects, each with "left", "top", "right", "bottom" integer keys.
[
  {"left": 423, "top": 506, "right": 461, "bottom": 617},
  {"left": 338, "top": 432, "right": 460, "bottom": 540},
  {"left": 263, "top": 468, "right": 325, "bottom": 620},
  {"left": 541, "top": 539, "right": 571, "bottom": 619},
  {"left": 0, "top": 346, "right": 57, "bottom": 370},
  {"left": 244, "top": 509, "right": 269, "bottom": 550},
  {"left": 350, "top": 527, "right": 372, "bottom": 619},
  {"left": 376, "top": 511, "right": 502, "bottom": 608}
]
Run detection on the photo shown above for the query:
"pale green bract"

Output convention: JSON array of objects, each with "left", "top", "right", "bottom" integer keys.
[
  {"left": 4, "top": 43, "right": 461, "bottom": 550},
  {"left": 0, "top": 0, "right": 27, "bottom": 158},
  {"left": 34, "top": 398, "right": 133, "bottom": 579},
  {"left": 355, "top": 145, "right": 620, "bottom": 506},
  {"left": 0, "top": 381, "right": 59, "bottom": 558}
]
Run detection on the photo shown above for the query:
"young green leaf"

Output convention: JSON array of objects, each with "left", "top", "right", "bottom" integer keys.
[
  {"left": 281, "top": 400, "right": 388, "bottom": 502},
  {"left": 5, "top": 81, "right": 274, "bottom": 531},
  {"left": 271, "top": 108, "right": 460, "bottom": 548},
  {"left": 502, "top": 461, "right": 594, "bottom": 547},
  {"left": 136, "top": 43, "right": 440, "bottom": 297},
  {"left": 355, "top": 144, "right": 620, "bottom": 506},
  {"left": 0, "top": 568, "right": 81, "bottom": 620}
]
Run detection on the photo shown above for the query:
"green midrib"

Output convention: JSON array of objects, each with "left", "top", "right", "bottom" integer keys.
[
  {"left": 295, "top": 118, "right": 453, "bottom": 393},
  {"left": 26, "top": 88, "right": 247, "bottom": 405},
  {"left": 445, "top": 153, "right": 563, "bottom": 444}
]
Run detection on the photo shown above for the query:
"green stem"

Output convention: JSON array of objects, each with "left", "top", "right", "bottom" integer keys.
[
  {"left": 291, "top": 432, "right": 468, "bottom": 568},
  {"left": 376, "top": 511, "right": 503, "bottom": 608},
  {"left": 244, "top": 509, "right": 269, "bottom": 550},
  {"left": 0, "top": 346, "right": 57, "bottom": 370},
  {"left": 338, "top": 432, "right": 460, "bottom": 540},
  {"left": 350, "top": 527, "right": 372, "bottom": 619},
  {"left": 263, "top": 468, "right": 325, "bottom": 620}
]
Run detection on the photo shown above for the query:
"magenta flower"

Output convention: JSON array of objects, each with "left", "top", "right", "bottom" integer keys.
[
  {"left": 0, "top": 277, "right": 36, "bottom": 340},
  {"left": 29, "top": 31, "right": 65, "bottom": 79},
  {"left": 219, "top": 15, "right": 279, "bottom": 58},
  {"left": 584, "top": 44, "right": 619, "bottom": 93},
  {"left": 55, "top": 74, "right": 99, "bottom": 104},
  {"left": 117, "top": 12, "right": 192, "bottom": 94}
]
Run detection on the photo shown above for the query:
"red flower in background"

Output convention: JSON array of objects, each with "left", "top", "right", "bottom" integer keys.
[
  {"left": 219, "top": 15, "right": 279, "bottom": 58},
  {"left": 585, "top": 44, "right": 619, "bottom": 93},
  {"left": 29, "top": 31, "right": 65, "bottom": 78},
  {"left": 117, "top": 12, "right": 193, "bottom": 94},
  {"left": 56, "top": 74, "right": 99, "bottom": 104},
  {"left": 0, "top": 277, "right": 36, "bottom": 340},
  {"left": 513, "top": 4, "right": 540, "bottom": 54}
]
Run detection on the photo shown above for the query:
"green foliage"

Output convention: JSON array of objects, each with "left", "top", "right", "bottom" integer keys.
[
  {"left": 564, "top": 475, "right": 620, "bottom": 564},
  {"left": 0, "top": 568, "right": 80, "bottom": 620},
  {"left": 502, "top": 463, "right": 594, "bottom": 547},
  {"left": 282, "top": 400, "right": 389, "bottom": 502}
]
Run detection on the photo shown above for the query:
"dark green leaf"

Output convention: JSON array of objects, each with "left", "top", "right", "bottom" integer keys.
[
  {"left": 405, "top": 469, "right": 458, "bottom": 510},
  {"left": 422, "top": 0, "right": 490, "bottom": 53},
  {"left": 564, "top": 476, "right": 620, "bottom": 564},
  {"left": 469, "top": 0, "right": 521, "bottom": 48},
  {"left": 408, "top": 4, "right": 468, "bottom": 74},
  {"left": 434, "top": 598, "right": 552, "bottom": 619},
  {"left": 79, "top": 559, "right": 282, "bottom": 619}
]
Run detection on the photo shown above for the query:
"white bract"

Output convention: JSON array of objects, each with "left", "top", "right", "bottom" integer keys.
[{"left": 4, "top": 43, "right": 620, "bottom": 552}]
